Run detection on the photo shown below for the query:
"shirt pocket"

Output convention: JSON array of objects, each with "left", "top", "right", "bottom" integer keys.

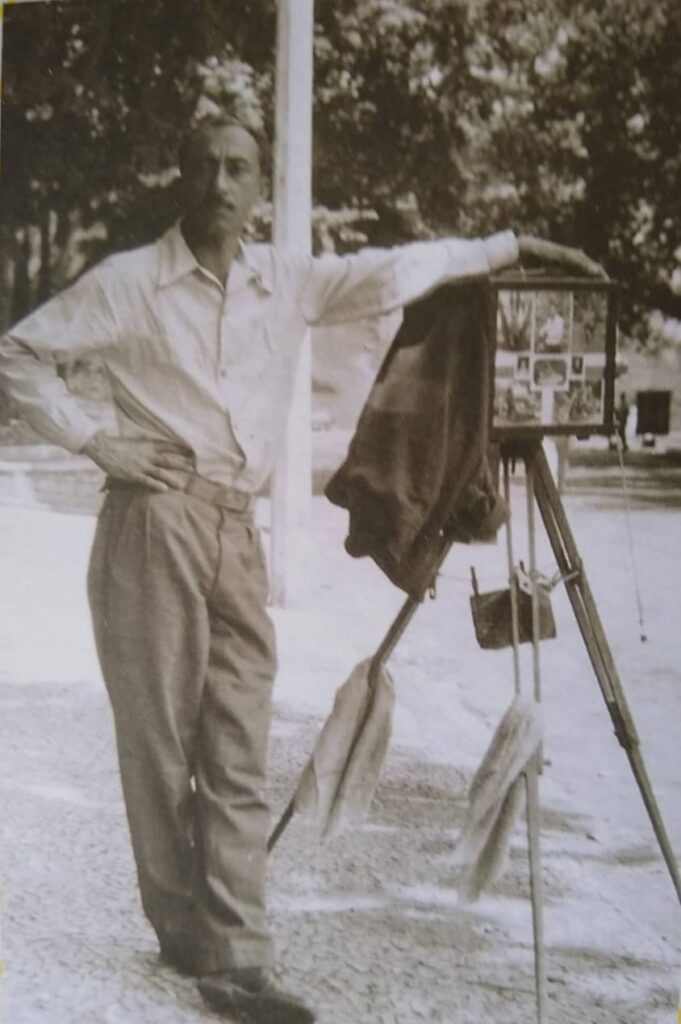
[
  {"left": 235, "top": 298, "right": 280, "bottom": 355},
  {"left": 221, "top": 314, "right": 277, "bottom": 383}
]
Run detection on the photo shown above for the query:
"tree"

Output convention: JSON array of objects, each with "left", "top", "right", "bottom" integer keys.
[
  {"left": 2, "top": 0, "right": 680, "bottom": 346},
  {"left": 0, "top": 0, "right": 276, "bottom": 326},
  {"left": 456, "top": 0, "right": 681, "bottom": 338}
]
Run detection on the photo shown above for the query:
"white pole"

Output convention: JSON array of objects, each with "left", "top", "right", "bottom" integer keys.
[{"left": 270, "top": 0, "right": 314, "bottom": 606}]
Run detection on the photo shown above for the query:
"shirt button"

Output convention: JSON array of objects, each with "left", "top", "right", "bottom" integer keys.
[{"left": 219, "top": 369, "right": 228, "bottom": 378}]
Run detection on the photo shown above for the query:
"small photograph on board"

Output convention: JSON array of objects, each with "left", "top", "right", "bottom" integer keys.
[
  {"left": 572, "top": 291, "right": 608, "bottom": 353},
  {"left": 570, "top": 355, "right": 585, "bottom": 377},
  {"left": 554, "top": 380, "right": 604, "bottom": 425},
  {"left": 533, "top": 356, "right": 569, "bottom": 390},
  {"left": 493, "top": 381, "right": 541, "bottom": 425},
  {"left": 535, "top": 291, "right": 570, "bottom": 353},
  {"left": 497, "top": 290, "right": 534, "bottom": 351},
  {"left": 516, "top": 354, "right": 531, "bottom": 379},
  {"left": 584, "top": 357, "right": 606, "bottom": 381}
]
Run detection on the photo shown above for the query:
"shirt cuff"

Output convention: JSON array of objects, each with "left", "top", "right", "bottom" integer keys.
[
  {"left": 44, "top": 409, "right": 102, "bottom": 455},
  {"left": 482, "top": 231, "right": 519, "bottom": 272},
  {"left": 72, "top": 422, "right": 104, "bottom": 455}
]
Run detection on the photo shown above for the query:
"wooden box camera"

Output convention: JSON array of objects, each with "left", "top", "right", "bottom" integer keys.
[{"left": 489, "top": 275, "right": 619, "bottom": 440}]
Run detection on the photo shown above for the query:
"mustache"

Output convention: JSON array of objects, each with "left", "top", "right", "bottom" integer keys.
[{"left": 207, "top": 196, "right": 237, "bottom": 210}]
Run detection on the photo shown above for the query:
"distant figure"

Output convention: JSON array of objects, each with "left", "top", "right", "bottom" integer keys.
[
  {"left": 498, "top": 290, "right": 532, "bottom": 350},
  {"left": 616, "top": 392, "right": 630, "bottom": 451},
  {"left": 538, "top": 299, "right": 565, "bottom": 351},
  {"left": 516, "top": 354, "right": 530, "bottom": 377}
]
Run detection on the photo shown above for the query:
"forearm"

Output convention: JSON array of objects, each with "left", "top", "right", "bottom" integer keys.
[
  {"left": 387, "top": 231, "right": 519, "bottom": 312},
  {"left": 301, "top": 231, "right": 518, "bottom": 327},
  {"left": 0, "top": 334, "right": 100, "bottom": 453},
  {"left": 0, "top": 265, "right": 120, "bottom": 453}
]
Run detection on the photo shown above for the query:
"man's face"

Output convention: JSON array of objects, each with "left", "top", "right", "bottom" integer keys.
[{"left": 180, "top": 123, "right": 261, "bottom": 243}]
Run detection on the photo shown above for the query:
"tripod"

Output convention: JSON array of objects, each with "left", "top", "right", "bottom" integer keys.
[
  {"left": 500, "top": 438, "right": 681, "bottom": 1022},
  {"left": 512, "top": 439, "right": 681, "bottom": 900},
  {"left": 269, "top": 438, "right": 680, "bottom": 1022}
]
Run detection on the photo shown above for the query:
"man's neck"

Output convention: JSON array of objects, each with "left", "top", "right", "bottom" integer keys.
[{"left": 181, "top": 221, "right": 241, "bottom": 284}]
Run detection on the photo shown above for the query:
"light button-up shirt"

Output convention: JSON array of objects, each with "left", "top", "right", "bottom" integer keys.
[{"left": 0, "top": 224, "right": 518, "bottom": 491}]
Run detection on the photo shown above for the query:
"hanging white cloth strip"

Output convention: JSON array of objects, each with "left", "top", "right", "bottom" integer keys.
[{"left": 453, "top": 694, "right": 543, "bottom": 903}]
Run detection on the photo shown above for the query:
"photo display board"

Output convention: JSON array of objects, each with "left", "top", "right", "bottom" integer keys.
[{"left": 489, "top": 277, "right": 618, "bottom": 439}]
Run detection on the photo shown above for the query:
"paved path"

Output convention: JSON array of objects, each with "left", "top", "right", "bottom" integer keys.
[{"left": 1, "top": 486, "right": 680, "bottom": 1023}]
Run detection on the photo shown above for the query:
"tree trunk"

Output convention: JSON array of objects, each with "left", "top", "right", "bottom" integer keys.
[
  {"left": 0, "top": 226, "right": 17, "bottom": 425},
  {"left": 0, "top": 224, "right": 16, "bottom": 335},
  {"left": 11, "top": 227, "right": 32, "bottom": 325},
  {"left": 38, "top": 208, "right": 52, "bottom": 304},
  {"left": 53, "top": 208, "right": 80, "bottom": 290}
]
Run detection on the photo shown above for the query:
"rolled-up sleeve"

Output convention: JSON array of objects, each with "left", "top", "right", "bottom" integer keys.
[
  {"left": 299, "top": 231, "right": 518, "bottom": 327},
  {"left": 0, "top": 266, "right": 119, "bottom": 452}
]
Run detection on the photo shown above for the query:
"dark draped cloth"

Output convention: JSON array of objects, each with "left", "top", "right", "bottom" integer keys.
[{"left": 325, "top": 282, "right": 507, "bottom": 598}]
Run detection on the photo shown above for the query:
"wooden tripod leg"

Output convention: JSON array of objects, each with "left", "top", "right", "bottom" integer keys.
[
  {"left": 502, "top": 458, "right": 522, "bottom": 695},
  {"left": 532, "top": 444, "right": 681, "bottom": 905},
  {"left": 525, "top": 767, "right": 548, "bottom": 1024},
  {"left": 524, "top": 454, "right": 548, "bottom": 1024},
  {"left": 526, "top": 453, "right": 543, "bottom": 711},
  {"left": 504, "top": 456, "right": 547, "bottom": 1024}
]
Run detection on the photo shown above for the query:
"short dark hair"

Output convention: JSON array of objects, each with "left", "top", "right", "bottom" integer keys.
[{"left": 179, "top": 112, "right": 266, "bottom": 173}]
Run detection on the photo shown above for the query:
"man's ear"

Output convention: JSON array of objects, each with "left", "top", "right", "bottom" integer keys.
[{"left": 253, "top": 167, "right": 269, "bottom": 205}]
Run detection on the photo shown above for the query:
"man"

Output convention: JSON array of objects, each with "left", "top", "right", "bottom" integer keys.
[
  {"left": 0, "top": 110, "right": 602, "bottom": 1023},
  {"left": 538, "top": 298, "right": 566, "bottom": 351},
  {"left": 616, "top": 391, "right": 630, "bottom": 451}
]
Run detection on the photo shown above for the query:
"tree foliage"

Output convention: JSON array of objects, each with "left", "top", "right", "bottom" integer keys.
[
  {"left": 0, "top": 0, "right": 275, "bottom": 299},
  {"left": 1, "top": 0, "right": 680, "bottom": 343}
]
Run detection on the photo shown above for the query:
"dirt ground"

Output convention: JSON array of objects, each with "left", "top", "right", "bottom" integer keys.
[{"left": 1, "top": 467, "right": 680, "bottom": 1023}]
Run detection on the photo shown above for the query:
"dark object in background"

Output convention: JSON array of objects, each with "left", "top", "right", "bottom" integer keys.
[{"left": 636, "top": 390, "right": 671, "bottom": 437}]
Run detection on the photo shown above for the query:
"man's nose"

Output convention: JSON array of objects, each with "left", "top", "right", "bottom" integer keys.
[{"left": 212, "top": 163, "right": 232, "bottom": 195}]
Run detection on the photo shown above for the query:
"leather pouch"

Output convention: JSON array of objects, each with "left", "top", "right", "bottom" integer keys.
[{"left": 469, "top": 567, "right": 556, "bottom": 650}]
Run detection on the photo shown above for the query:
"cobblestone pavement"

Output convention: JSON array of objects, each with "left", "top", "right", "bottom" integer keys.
[
  {"left": 2, "top": 682, "right": 679, "bottom": 1024},
  {"left": 1, "top": 488, "right": 680, "bottom": 1024}
]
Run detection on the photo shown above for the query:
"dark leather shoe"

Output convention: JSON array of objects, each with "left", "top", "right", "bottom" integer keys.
[{"left": 198, "top": 967, "right": 316, "bottom": 1023}]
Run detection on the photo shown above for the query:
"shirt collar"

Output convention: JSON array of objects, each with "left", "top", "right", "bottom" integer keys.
[{"left": 157, "top": 222, "right": 273, "bottom": 293}]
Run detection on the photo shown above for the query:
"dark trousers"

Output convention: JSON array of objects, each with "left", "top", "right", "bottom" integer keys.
[{"left": 87, "top": 487, "right": 277, "bottom": 973}]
